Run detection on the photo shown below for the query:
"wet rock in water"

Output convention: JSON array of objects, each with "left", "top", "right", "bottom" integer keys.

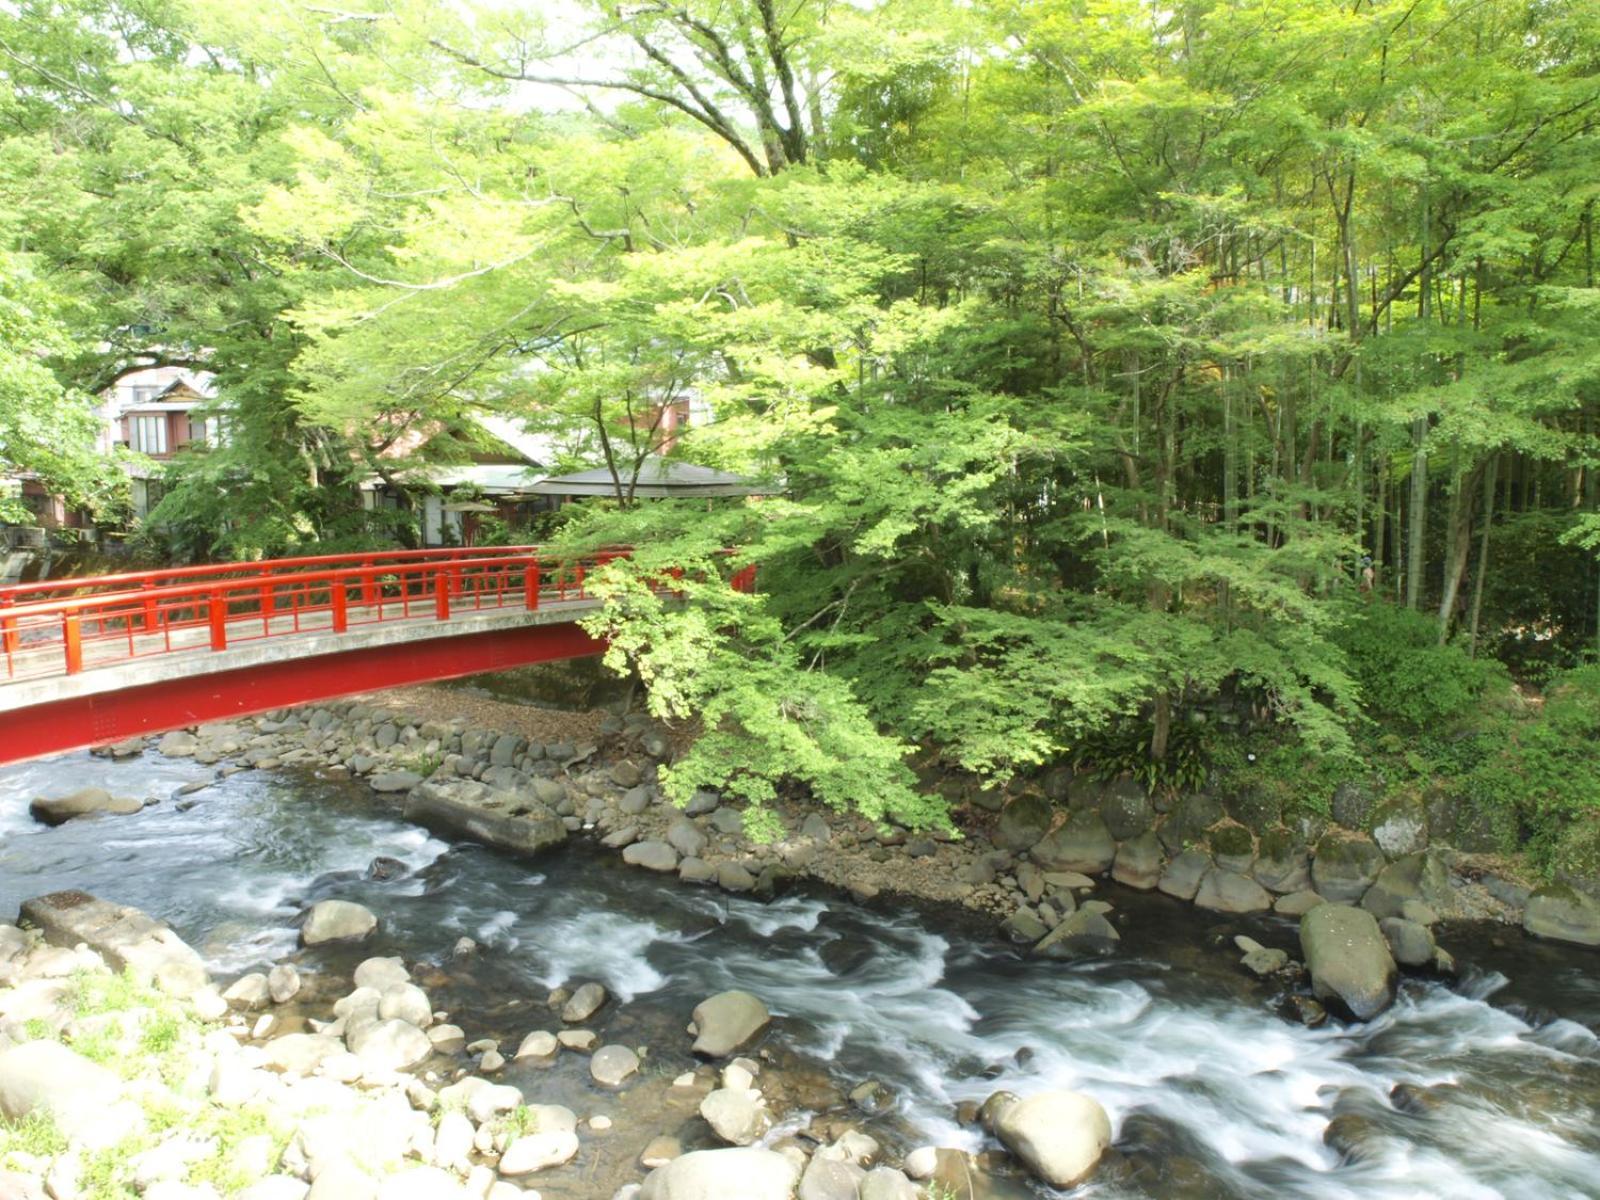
[
  {"left": 1194, "top": 867, "right": 1272, "bottom": 914},
  {"left": 591, "top": 1044, "right": 641, "bottom": 1086},
  {"left": 558, "top": 1029, "right": 598, "bottom": 1051},
  {"left": 378, "top": 983, "right": 434, "bottom": 1028},
  {"left": 1032, "top": 909, "right": 1119, "bottom": 960},
  {"left": 700, "top": 1087, "right": 770, "bottom": 1145},
  {"left": 516, "top": 1030, "right": 558, "bottom": 1060},
  {"left": 1299, "top": 904, "right": 1397, "bottom": 1020},
  {"left": 690, "top": 991, "right": 771, "bottom": 1058},
  {"left": 1310, "top": 833, "right": 1385, "bottom": 905},
  {"left": 1362, "top": 852, "right": 1452, "bottom": 921},
  {"left": 1111, "top": 833, "right": 1163, "bottom": 891},
  {"left": 348, "top": 1019, "right": 432, "bottom": 1072},
  {"left": 679, "top": 857, "right": 716, "bottom": 885},
  {"left": 365, "top": 856, "right": 408, "bottom": 881},
  {"left": 1157, "top": 850, "right": 1211, "bottom": 901},
  {"left": 1522, "top": 884, "right": 1600, "bottom": 947},
  {"left": 224, "top": 973, "right": 272, "bottom": 1010},
  {"left": 1234, "top": 937, "right": 1290, "bottom": 976},
  {"left": 426, "top": 1024, "right": 466, "bottom": 1054},
  {"left": 1323, "top": 1113, "right": 1385, "bottom": 1163},
  {"left": 624, "top": 840, "right": 680, "bottom": 872},
  {"left": 353, "top": 956, "right": 409, "bottom": 991},
  {"left": 994, "top": 794, "right": 1054, "bottom": 853},
  {"left": 1379, "top": 917, "right": 1437, "bottom": 967},
  {"left": 500, "top": 1130, "right": 581, "bottom": 1175},
  {"left": 29, "top": 787, "right": 143, "bottom": 825},
  {"left": 403, "top": 784, "right": 566, "bottom": 857},
  {"left": 640, "top": 1147, "right": 800, "bottom": 1200},
  {"left": 716, "top": 863, "right": 756, "bottom": 893},
  {"left": 1001, "top": 908, "right": 1049, "bottom": 944},
  {"left": 157, "top": 730, "right": 199, "bottom": 757},
  {"left": 641, "top": 1136, "right": 683, "bottom": 1168},
  {"left": 437, "top": 1076, "right": 523, "bottom": 1124},
  {"left": 562, "top": 981, "right": 609, "bottom": 1023},
  {"left": 1029, "top": 812, "right": 1116, "bottom": 875},
  {"left": 992, "top": 1090, "right": 1112, "bottom": 1189},
  {"left": 301, "top": 900, "right": 377, "bottom": 946},
  {"left": 268, "top": 964, "right": 301, "bottom": 1004},
  {"left": 848, "top": 1079, "right": 894, "bottom": 1114},
  {"left": 368, "top": 771, "right": 422, "bottom": 794},
  {"left": 1252, "top": 828, "right": 1312, "bottom": 894}
]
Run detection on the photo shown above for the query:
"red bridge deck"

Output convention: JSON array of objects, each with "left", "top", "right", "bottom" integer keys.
[{"left": 0, "top": 546, "right": 749, "bottom": 765}]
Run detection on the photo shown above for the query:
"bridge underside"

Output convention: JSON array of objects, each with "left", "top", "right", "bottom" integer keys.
[{"left": 0, "top": 620, "right": 604, "bottom": 766}]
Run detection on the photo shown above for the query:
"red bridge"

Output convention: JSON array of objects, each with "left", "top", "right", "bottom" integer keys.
[{"left": 0, "top": 547, "right": 746, "bottom": 766}]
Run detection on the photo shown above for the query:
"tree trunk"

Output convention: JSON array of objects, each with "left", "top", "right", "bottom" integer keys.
[
  {"left": 1405, "top": 417, "right": 1427, "bottom": 608},
  {"left": 1468, "top": 455, "right": 1498, "bottom": 656}
]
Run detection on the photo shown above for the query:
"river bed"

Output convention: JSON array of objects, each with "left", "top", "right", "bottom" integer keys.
[{"left": 3, "top": 751, "right": 1599, "bottom": 1198}]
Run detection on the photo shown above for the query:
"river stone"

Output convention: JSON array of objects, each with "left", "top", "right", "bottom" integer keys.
[
  {"left": 591, "top": 1044, "right": 640, "bottom": 1086},
  {"left": 353, "top": 956, "right": 408, "bottom": 990},
  {"left": 1300, "top": 904, "right": 1397, "bottom": 1020},
  {"left": 611, "top": 760, "right": 644, "bottom": 788},
  {"left": 624, "top": 841, "right": 680, "bottom": 872},
  {"left": 1099, "top": 780, "right": 1154, "bottom": 841},
  {"left": 690, "top": 991, "right": 771, "bottom": 1058},
  {"left": 1370, "top": 793, "right": 1429, "bottom": 858},
  {"left": 29, "top": 787, "right": 143, "bottom": 825},
  {"left": 1208, "top": 824, "right": 1256, "bottom": 874},
  {"left": 225, "top": 973, "right": 272, "bottom": 1010},
  {"left": 301, "top": 900, "right": 377, "bottom": 946},
  {"left": 437, "top": 1077, "right": 523, "bottom": 1124},
  {"left": 700, "top": 1087, "right": 770, "bottom": 1145},
  {"left": 563, "top": 982, "right": 608, "bottom": 1023},
  {"left": 368, "top": 770, "right": 422, "bottom": 794},
  {"left": 1157, "top": 793, "right": 1224, "bottom": 853},
  {"left": 516, "top": 1030, "right": 558, "bottom": 1059},
  {"left": 994, "top": 794, "right": 1054, "bottom": 852},
  {"left": 1001, "top": 908, "right": 1049, "bottom": 944},
  {"left": 500, "top": 1131, "right": 581, "bottom": 1175},
  {"left": 1194, "top": 867, "right": 1272, "bottom": 913},
  {"left": 268, "top": 964, "right": 302, "bottom": 1005},
  {"left": 19, "top": 892, "right": 208, "bottom": 997},
  {"left": 427, "top": 1024, "right": 466, "bottom": 1053},
  {"left": 1361, "top": 853, "right": 1452, "bottom": 920},
  {"left": 710, "top": 808, "right": 745, "bottom": 836},
  {"left": 0, "top": 1040, "right": 139, "bottom": 1148},
  {"left": 403, "top": 784, "right": 566, "bottom": 857},
  {"left": 1275, "top": 890, "right": 1325, "bottom": 916},
  {"left": 431, "top": 1110, "right": 474, "bottom": 1170},
  {"left": 1029, "top": 812, "right": 1115, "bottom": 875},
  {"left": 378, "top": 983, "right": 434, "bottom": 1029},
  {"left": 678, "top": 858, "right": 716, "bottom": 884},
  {"left": 1310, "top": 834, "right": 1386, "bottom": 905},
  {"left": 264, "top": 1033, "right": 344, "bottom": 1075},
  {"left": 716, "top": 863, "right": 756, "bottom": 892},
  {"left": 1111, "top": 832, "right": 1163, "bottom": 890},
  {"left": 348, "top": 1019, "right": 432, "bottom": 1072},
  {"left": 1253, "top": 828, "right": 1311, "bottom": 893},
  {"left": 858, "top": 1167, "right": 918, "bottom": 1200},
  {"left": 798, "top": 1156, "right": 863, "bottom": 1200},
  {"left": 992, "top": 1090, "right": 1112, "bottom": 1189},
  {"left": 379, "top": 1167, "right": 469, "bottom": 1200},
  {"left": 667, "top": 819, "right": 709, "bottom": 859},
  {"left": 1032, "top": 909, "right": 1119, "bottom": 960},
  {"left": 1380, "top": 917, "right": 1436, "bottom": 966},
  {"left": 640, "top": 1147, "right": 800, "bottom": 1200},
  {"left": 1158, "top": 850, "right": 1211, "bottom": 900},
  {"left": 1523, "top": 884, "right": 1600, "bottom": 946}
]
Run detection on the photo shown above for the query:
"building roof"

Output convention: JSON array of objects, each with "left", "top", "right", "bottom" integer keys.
[
  {"left": 360, "top": 463, "right": 546, "bottom": 494},
  {"left": 529, "top": 457, "right": 772, "bottom": 499}
]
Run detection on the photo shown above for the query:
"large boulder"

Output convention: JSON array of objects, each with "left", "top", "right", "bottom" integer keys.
[
  {"left": 301, "top": 900, "right": 377, "bottom": 946},
  {"left": 1252, "top": 828, "right": 1311, "bottom": 894},
  {"left": 402, "top": 784, "right": 566, "bottom": 857},
  {"left": 1032, "top": 910, "right": 1119, "bottom": 960},
  {"left": 18, "top": 892, "right": 208, "bottom": 996},
  {"left": 1310, "top": 834, "right": 1386, "bottom": 905},
  {"left": 624, "top": 841, "right": 681, "bottom": 872},
  {"left": 1523, "top": 884, "right": 1600, "bottom": 947},
  {"left": 994, "top": 794, "right": 1054, "bottom": 853},
  {"left": 1029, "top": 812, "right": 1116, "bottom": 875},
  {"left": 348, "top": 1020, "right": 432, "bottom": 1072},
  {"left": 499, "top": 1131, "right": 580, "bottom": 1175},
  {"left": 992, "top": 1091, "right": 1112, "bottom": 1189},
  {"left": 1194, "top": 867, "right": 1272, "bottom": 914},
  {"left": 1207, "top": 824, "right": 1256, "bottom": 874},
  {"left": 1300, "top": 904, "right": 1397, "bottom": 1020},
  {"left": 1157, "top": 794, "right": 1223, "bottom": 854},
  {"left": 29, "top": 787, "right": 143, "bottom": 826},
  {"left": 640, "top": 1148, "right": 800, "bottom": 1200},
  {"left": 1111, "top": 832, "right": 1163, "bottom": 891},
  {"left": 1361, "top": 853, "right": 1452, "bottom": 921},
  {"left": 1157, "top": 850, "right": 1211, "bottom": 901},
  {"left": 1379, "top": 917, "right": 1437, "bottom": 967},
  {"left": 1099, "top": 780, "right": 1154, "bottom": 841},
  {"left": 1369, "top": 793, "right": 1429, "bottom": 858},
  {"left": 0, "top": 1041, "right": 140, "bottom": 1148},
  {"left": 1331, "top": 779, "right": 1378, "bottom": 830},
  {"left": 690, "top": 991, "right": 771, "bottom": 1058}
]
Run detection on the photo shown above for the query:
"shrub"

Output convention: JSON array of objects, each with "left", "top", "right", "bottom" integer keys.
[{"left": 1333, "top": 603, "right": 1507, "bottom": 731}]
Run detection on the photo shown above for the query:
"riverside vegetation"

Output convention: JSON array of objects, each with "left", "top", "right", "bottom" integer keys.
[{"left": 5, "top": 0, "right": 1600, "bottom": 865}]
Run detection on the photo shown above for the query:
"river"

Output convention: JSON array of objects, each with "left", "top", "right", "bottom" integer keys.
[{"left": 3, "top": 750, "right": 1599, "bottom": 1198}]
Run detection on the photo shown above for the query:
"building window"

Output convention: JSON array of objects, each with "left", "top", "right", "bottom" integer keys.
[
  {"left": 129, "top": 414, "right": 168, "bottom": 455},
  {"left": 186, "top": 415, "right": 207, "bottom": 444},
  {"left": 129, "top": 385, "right": 161, "bottom": 405}
]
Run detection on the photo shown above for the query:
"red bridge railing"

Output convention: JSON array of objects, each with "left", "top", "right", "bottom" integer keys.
[{"left": 0, "top": 546, "right": 757, "bottom": 683}]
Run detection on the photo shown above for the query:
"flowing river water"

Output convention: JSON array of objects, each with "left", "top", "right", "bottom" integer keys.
[{"left": 3, "top": 750, "right": 1600, "bottom": 1199}]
